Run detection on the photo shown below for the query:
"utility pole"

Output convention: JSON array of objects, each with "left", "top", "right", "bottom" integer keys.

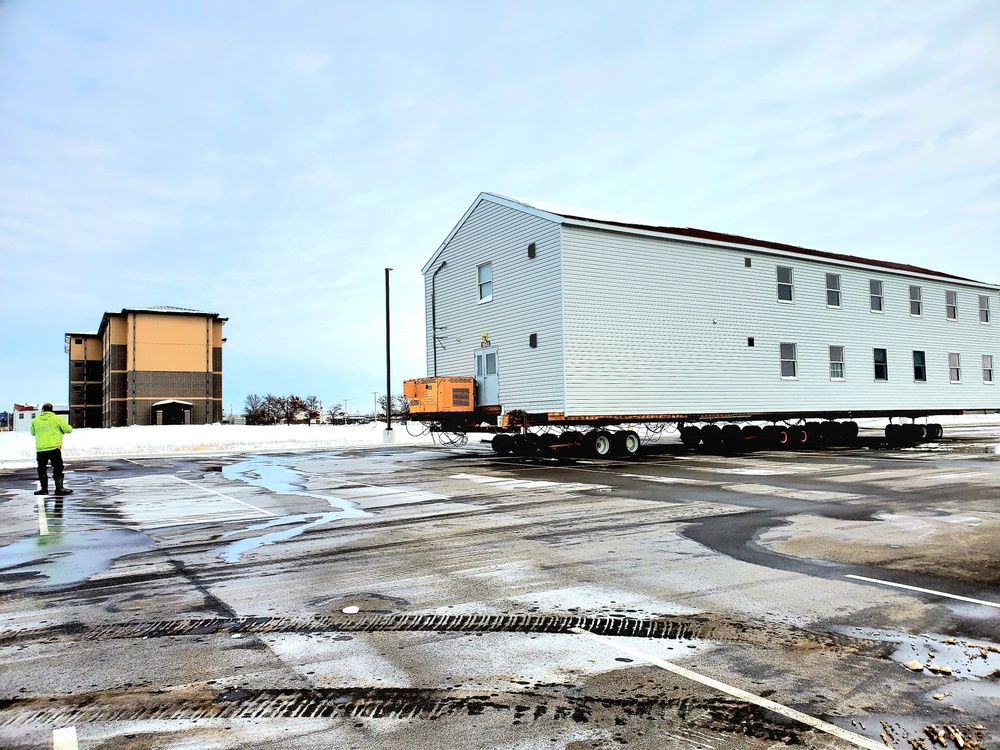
[
  {"left": 343, "top": 399, "right": 348, "bottom": 426},
  {"left": 373, "top": 391, "right": 378, "bottom": 421},
  {"left": 384, "top": 267, "right": 394, "bottom": 442}
]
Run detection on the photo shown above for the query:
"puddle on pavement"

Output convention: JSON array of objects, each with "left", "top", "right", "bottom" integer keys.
[
  {"left": 839, "top": 627, "right": 1000, "bottom": 679},
  {"left": 219, "top": 456, "right": 372, "bottom": 563},
  {"left": 0, "top": 528, "right": 154, "bottom": 590}
]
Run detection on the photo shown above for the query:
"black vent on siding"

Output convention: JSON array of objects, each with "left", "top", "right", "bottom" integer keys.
[
  {"left": 527, "top": 242, "right": 536, "bottom": 258},
  {"left": 744, "top": 258, "right": 752, "bottom": 267},
  {"left": 748, "top": 337, "right": 755, "bottom": 347},
  {"left": 529, "top": 333, "right": 538, "bottom": 348}
]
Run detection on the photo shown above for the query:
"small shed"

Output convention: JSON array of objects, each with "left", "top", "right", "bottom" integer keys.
[{"left": 151, "top": 400, "right": 193, "bottom": 425}]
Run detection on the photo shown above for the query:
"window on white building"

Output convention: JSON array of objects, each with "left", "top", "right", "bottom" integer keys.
[
  {"left": 826, "top": 273, "right": 841, "bottom": 307},
  {"left": 777, "top": 267, "right": 794, "bottom": 302},
  {"left": 949, "top": 353, "right": 961, "bottom": 383},
  {"left": 780, "top": 343, "right": 797, "bottom": 378},
  {"left": 913, "top": 351, "right": 926, "bottom": 382},
  {"left": 874, "top": 348, "right": 888, "bottom": 381},
  {"left": 984, "top": 355, "right": 994, "bottom": 384},
  {"left": 829, "top": 346, "right": 845, "bottom": 379},
  {"left": 946, "top": 290, "right": 957, "bottom": 320},
  {"left": 477, "top": 263, "right": 493, "bottom": 302},
  {"left": 909, "top": 285, "right": 922, "bottom": 316},
  {"left": 980, "top": 295, "right": 991, "bottom": 323},
  {"left": 870, "top": 280, "right": 883, "bottom": 312}
]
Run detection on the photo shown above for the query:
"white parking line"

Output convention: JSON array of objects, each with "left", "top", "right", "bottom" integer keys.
[
  {"left": 845, "top": 575, "right": 1000, "bottom": 608},
  {"left": 571, "top": 628, "right": 888, "bottom": 750},
  {"left": 37, "top": 497, "right": 49, "bottom": 536},
  {"left": 171, "top": 475, "right": 278, "bottom": 516}
]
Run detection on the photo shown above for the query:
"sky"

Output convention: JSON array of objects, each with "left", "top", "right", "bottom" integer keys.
[{"left": 2, "top": 0, "right": 998, "bottom": 417}]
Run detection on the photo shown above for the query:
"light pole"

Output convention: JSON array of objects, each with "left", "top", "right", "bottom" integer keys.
[
  {"left": 343, "top": 399, "right": 348, "bottom": 426},
  {"left": 384, "top": 267, "right": 394, "bottom": 441},
  {"left": 373, "top": 391, "right": 378, "bottom": 421}
]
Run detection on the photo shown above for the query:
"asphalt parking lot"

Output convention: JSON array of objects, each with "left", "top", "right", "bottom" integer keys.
[{"left": 1, "top": 427, "right": 998, "bottom": 750}]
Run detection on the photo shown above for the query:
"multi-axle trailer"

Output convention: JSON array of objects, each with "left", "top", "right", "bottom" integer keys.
[
  {"left": 404, "top": 375, "right": 961, "bottom": 457},
  {"left": 406, "top": 193, "right": 998, "bottom": 457}
]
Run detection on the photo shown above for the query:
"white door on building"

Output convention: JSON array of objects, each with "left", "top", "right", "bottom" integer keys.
[{"left": 474, "top": 347, "right": 499, "bottom": 406}]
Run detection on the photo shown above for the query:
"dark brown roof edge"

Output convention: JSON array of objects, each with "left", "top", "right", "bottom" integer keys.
[{"left": 560, "top": 213, "right": 988, "bottom": 285}]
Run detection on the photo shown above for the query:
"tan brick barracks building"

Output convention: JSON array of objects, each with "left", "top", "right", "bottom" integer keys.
[{"left": 66, "top": 307, "right": 226, "bottom": 428}]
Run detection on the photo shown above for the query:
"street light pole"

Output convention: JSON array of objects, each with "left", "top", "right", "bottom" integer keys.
[
  {"left": 372, "top": 391, "right": 378, "bottom": 421},
  {"left": 385, "top": 267, "right": 393, "bottom": 438},
  {"left": 343, "top": 399, "right": 348, "bottom": 426}
]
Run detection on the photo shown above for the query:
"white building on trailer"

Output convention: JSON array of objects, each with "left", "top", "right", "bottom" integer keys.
[{"left": 421, "top": 192, "right": 998, "bottom": 423}]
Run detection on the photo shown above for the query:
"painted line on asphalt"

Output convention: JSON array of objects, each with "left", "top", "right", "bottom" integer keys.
[
  {"left": 53, "top": 726, "right": 78, "bottom": 749},
  {"left": 170, "top": 476, "right": 279, "bottom": 517},
  {"left": 37, "top": 497, "right": 49, "bottom": 536},
  {"left": 571, "top": 628, "right": 889, "bottom": 750},
  {"left": 845, "top": 575, "right": 1000, "bottom": 608}
]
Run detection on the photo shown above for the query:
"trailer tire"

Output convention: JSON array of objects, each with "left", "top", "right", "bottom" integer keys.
[
  {"left": 613, "top": 430, "right": 641, "bottom": 457},
  {"left": 762, "top": 425, "right": 788, "bottom": 447},
  {"left": 843, "top": 421, "right": 859, "bottom": 441},
  {"left": 721, "top": 424, "right": 743, "bottom": 445},
  {"left": 590, "top": 430, "right": 614, "bottom": 458},
  {"left": 680, "top": 427, "right": 702, "bottom": 448},
  {"left": 929, "top": 423, "right": 943, "bottom": 440},
  {"left": 885, "top": 423, "right": 902, "bottom": 444},
  {"left": 492, "top": 433, "right": 513, "bottom": 456},
  {"left": 740, "top": 425, "right": 763, "bottom": 450},
  {"left": 789, "top": 426, "right": 809, "bottom": 447},
  {"left": 511, "top": 434, "right": 536, "bottom": 456},
  {"left": 805, "top": 422, "right": 823, "bottom": 444},
  {"left": 701, "top": 424, "right": 723, "bottom": 447},
  {"left": 537, "top": 433, "right": 559, "bottom": 454}
]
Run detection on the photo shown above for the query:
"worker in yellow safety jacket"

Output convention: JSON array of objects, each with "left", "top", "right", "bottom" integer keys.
[{"left": 30, "top": 403, "right": 73, "bottom": 496}]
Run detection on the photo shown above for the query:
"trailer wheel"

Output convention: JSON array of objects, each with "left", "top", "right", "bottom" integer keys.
[
  {"left": 843, "top": 421, "right": 859, "bottom": 441},
  {"left": 591, "top": 430, "right": 614, "bottom": 458},
  {"left": 491, "top": 433, "right": 513, "bottom": 455},
  {"left": 613, "top": 430, "right": 641, "bottom": 457},
  {"left": 805, "top": 422, "right": 822, "bottom": 444},
  {"left": 511, "top": 434, "right": 537, "bottom": 456},
  {"left": 929, "top": 423, "right": 943, "bottom": 440},
  {"left": 701, "top": 424, "right": 723, "bottom": 446},
  {"left": 762, "top": 425, "right": 788, "bottom": 447},
  {"left": 789, "top": 426, "right": 808, "bottom": 447},
  {"left": 680, "top": 427, "right": 702, "bottom": 448},
  {"left": 720, "top": 424, "right": 743, "bottom": 445},
  {"left": 537, "top": 433, "right": 559, "bottom": 454},
  {"left": 885, "top": 423, "right": 902, "bottom": 444}
]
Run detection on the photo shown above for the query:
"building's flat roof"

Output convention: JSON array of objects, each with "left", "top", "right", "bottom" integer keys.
[
  {"left": 428, "top": 193, "right": 993, "bottom": 287},
  {"left": 97, "top": 306, "right": 228, "bottom": 334}
]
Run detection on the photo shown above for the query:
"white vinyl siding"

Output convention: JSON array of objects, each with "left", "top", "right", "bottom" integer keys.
[{"left": 424, "top": 200, "right": 564, "bottom": 412}]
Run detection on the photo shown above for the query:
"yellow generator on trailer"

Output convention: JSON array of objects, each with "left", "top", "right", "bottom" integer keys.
[{"left": 404, "top": 377, "right": 476, "bottom": 415}]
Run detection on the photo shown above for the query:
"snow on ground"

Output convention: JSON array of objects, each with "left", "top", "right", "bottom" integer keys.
[{"left": 0, "top": 422, "right": 461, "bottom": 469}]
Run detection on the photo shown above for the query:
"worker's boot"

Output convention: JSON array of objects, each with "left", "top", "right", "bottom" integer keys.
[
  {"left": 54, "top": 479, "right": 73, "bottom": 496},
  {"left": 33, "top": 481, "right": 48, "bottom": 496}
]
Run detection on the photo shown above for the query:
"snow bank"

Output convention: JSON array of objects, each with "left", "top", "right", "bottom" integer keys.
[{"left": 0, "top": 422, "right": 451, "bottom": 469}]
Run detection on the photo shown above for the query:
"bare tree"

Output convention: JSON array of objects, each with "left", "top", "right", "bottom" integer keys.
[
  {"left": 377, "top": 394, "right": 411, "bottom": 419},
  {"left": 244, "top": 394, "right": 267, "bottom": 425},
  {"left": 327, "top": 403, "right": 344, "bottom": 424},
  {"left": 304, "top": 395, "right": 321, "bottom": 425},
  {"left": 279, "top": 395, "right": 306, "bottom": 425},
  {"left": 262, "top": 394, "right": 283, "bottom": 425}
]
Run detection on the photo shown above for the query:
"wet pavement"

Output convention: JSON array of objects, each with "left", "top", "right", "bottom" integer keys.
[{"left": 0, "top": 428, "right": 997, "bottom": 749}]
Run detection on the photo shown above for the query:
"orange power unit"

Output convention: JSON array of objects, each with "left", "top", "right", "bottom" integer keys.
[{"left": 404, "top": 377, "right": 476, "bottom": 414}]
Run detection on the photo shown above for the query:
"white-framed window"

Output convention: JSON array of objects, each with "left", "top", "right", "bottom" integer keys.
[
  {"left": 909, "top": 285, "right": 922, "bottom": 316},
  {"left": 870, "top": 279, "right": 884, "bottom": 312},
  {"left": 779, "top": 342, "right": 797, "bottom": 378},
  {"left": 913, "top": 351, "right": 927, "bottom": 382},
  {"left": 984, "top": 355, "right": 994, "bottom": 383},
  {"left": 777, "top": 266, "right": 794, "bottom": 302},
  {"left": 826, "top": 273, "right": 841, "bottom": 307},
  {"left": 980, "top": 295, "right": 991, "bottom": 324},
  {"left": 874, "top": 348, "right": 888, "bottom": 381},
  {"left": 949, "top": 352, "right": 961, "bottom": 383},
  {"left": 829, "top": 345, "right": 845, "bottom": 380},
  {"left": 477, "top": 263, "right": 493, "bottom": 302},
  {"left": 946, "top": 290, "right": 957, "bottom": 320}
]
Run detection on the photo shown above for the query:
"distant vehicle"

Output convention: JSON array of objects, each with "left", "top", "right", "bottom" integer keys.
[{"left": 405, "top": 193, "right": 999, "bottom": 457}]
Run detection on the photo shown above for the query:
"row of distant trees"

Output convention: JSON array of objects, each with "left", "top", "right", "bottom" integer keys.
[{"left": 243, "top": 394, "right": 410, "bottom": 426}]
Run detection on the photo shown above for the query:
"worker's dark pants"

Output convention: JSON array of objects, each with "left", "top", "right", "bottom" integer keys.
[{"left": 36, "top": 449, "right": 64, "bottom": 486}]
